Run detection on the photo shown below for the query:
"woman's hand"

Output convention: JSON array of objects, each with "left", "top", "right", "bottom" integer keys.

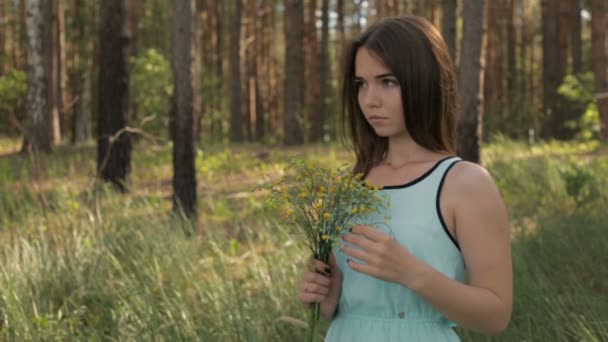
[
  {"left": 297, "top": 253, "right": 342, "bottom": 321},
  {"left": 340, "top": 225, "right": 425, "bottom": 287}
]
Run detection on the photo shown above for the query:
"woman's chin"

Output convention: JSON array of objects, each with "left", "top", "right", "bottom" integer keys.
[{"left": 372, "top": 128, "right": 396, "bottom": 137}]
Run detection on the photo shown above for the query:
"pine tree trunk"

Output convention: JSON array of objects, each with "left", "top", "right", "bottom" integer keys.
[
  {"left": 54, "top": 0, "right": 68, "bottom": 141},
  {"left": 484, "top": 0, "right": 504, "bottom": 129},
  {"left": 72, "top": 0, "right": 92, "bottom": 143},
  {"left": 47, "top": 0, "right": 61, "bottom": 144},
  {"left": 22, "top": 0, "right": 52, "bottom": 153},
  {"left": 254, "top": 0, "right": 266, "bottom": 141},
  {"left": 0, "top": 1, "right": 11, "bottom": 73},
  {"left": 440, "top": 0, "right": 457, "bottom": 63},
  {"left": 244, "top": 0, "right": 256, "bottom": 141},
  {"left": 311, "top": 0, "right": 330, "bottom": 143},
  {"left": 571, "top": 0, "right": 582, "bottom": 75},
  {"left": 457, "top": 0, "right": 486, "bottom": 163},
  {"left": 229, "top": 0, "right": 244, "bottom": 142},
  {"left": 304, "top": 0, "right": 318, "bottom": 142},
  {"left": 590, "top": 0, "right": 608, "bottom": 141},
  {"left": 283, "top": 0, "right": 304, "bottom": 145},
  {"left": 97, "top": 0, "right": 133, "bottom": 191},
  {"left": 507, "top": 0, "right": 517, "bottom": 108},
  {"left": 172, "top": 0, "right": 197, "bottom": 220},
  {"left": 541, "top": 0, "right": 563, "bottom": 139}
]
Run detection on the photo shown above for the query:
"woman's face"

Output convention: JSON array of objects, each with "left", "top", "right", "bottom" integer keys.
[{"left": 355, "top": 47, "right": 407, "bottom": 139}]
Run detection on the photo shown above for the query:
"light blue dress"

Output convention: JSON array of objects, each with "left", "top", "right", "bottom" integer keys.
[{"left": 325, "top": 157, "right": 465, "bottom": 341}]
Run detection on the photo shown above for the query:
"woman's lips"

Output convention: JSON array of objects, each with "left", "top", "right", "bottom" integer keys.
[{"left": 368, "top": 116, "right": 388, "bottom": 124}]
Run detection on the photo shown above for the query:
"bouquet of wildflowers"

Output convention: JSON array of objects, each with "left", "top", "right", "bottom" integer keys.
[{"left": 263, "top": 159, "right": 390, "bottom": 341}]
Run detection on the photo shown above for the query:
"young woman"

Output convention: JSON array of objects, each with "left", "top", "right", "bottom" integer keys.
[{"left": 297, "top": 16, "right": 512, "bottom": 341}]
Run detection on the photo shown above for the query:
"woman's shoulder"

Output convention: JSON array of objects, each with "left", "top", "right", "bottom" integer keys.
[{"left": 446, "top": 160, "right": 500, "bottom": 197}]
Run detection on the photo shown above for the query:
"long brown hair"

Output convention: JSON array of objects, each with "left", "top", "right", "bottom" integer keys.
[{"left": 340, "top": 16, "right": 458, "bottom": 175}]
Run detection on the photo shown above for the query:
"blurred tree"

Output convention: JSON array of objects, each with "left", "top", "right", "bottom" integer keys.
[
  {"left": 284, "top": 0, "right": 304, "bottom": 145},
  {"left": 71, "top": 0, "right": 93, "bottom": 144},
  {"left": 229, "top": 0, "right": 244, "bottom": 142},
  {"left": 440, "top": 0, "right": 457, "bottom": 63},
  {"left": 54, "top": 0, "right": 69, "bottom": 141},
  {"left": 304, "top": 0, "right": 318, "bottom": 142},
  {"left": 570, "top": 0, "right": 582, "bottom": 75},
  {"left": 541, "top": 0, "right": 567, "bottom": 139},
  {"left": 22, "top": 0, "right": 53, "bottom": 153},
  {"left": 97, "top": 0, "right": 136, "bottom": 191},
  {"left": 484, "top": 0, "right": 504, "bottom": 133},
  {"left": 0, "top": 1, "right": 12, "bottom": 74},
  {"left": 172, "top": 0, "right": 197, "bottom": 220},
  {"left": 311, "top": 0, "right": 330, "bottom": 143},
  {"left": 457, "top": 0, "right": 486, "bottom": 163},
  {"left": 507, "top": 0, "right": 516, "bottom": 111},
  {"left": 590, "top": 0, "right": 608, "bottom": 141}
]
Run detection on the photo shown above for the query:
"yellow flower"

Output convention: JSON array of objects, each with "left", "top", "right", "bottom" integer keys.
[
  {"left": 321, "top": 234, "right": 329, "bottom": 240},
  {"left": 318, "top": 186, "right": 327, "bottom": 193},
  {"left": 299, "top": 192, "right": 308, "bottom": 199},
  {"left": 359, "top": 206, "right": 365, "bottom": 213},
  {"left": 351, "top": 207, "right": 358, "bottom": 214},
  {"left": 336, "top": 226, "right": 342, "bottom": 231},
  {"left": 314, "top": 201, "right": 323, "bottom": 209},
  {"left": 287, "top": 208, "right": 294, "bottom": 215},
  {"left": 323, "top": 212, "right": 331, "bottom": 219}
]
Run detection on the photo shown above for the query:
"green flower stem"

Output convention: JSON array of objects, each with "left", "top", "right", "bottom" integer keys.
[{"left": 306, "top": 242, "right": 332, "bottom": 342}]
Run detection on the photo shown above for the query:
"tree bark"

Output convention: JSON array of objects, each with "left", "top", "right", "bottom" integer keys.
[
  {"left": 72, "top": 0, "right": 92, "bottom": 143},
  {"left": 47, "top": 0, "right": 61, "bottom": 144},
  {"left": 304, "top": 0, "right": 318, "bottom": 142},
  {"left": 311, "top": 0, "right": 330, "bottom": 143},
  {"left": 440, "top": 0, "right": 457, "bottom": 64},
  {"left": 590, "top": 0, "right": 608, "bottom": 141},
  {"left": 254, "top": 0, "right": 266, "bottom": 141},
  {"left": 0, "top": 1, "right": 12, "bottom": 74},
  {"left": 283, "top": 0, "right": 304, "bottom": 145},
  {"left": 229, "top": 0, "right": 244, "bottom": 142},
  {"left": 97, "top": 0, "right": 133, "bottom": 191},
  {"left": 22, "top": 0, "right": 52, "bottom": 153},
  {"left": 570, "top": 0, "right": 582, "bottom": 75},
  {"left": 541, "top": 0, "right": 564, "bottom": 139},
  {"left": 172, "top": 0, "right": 197, "bottom": 220},
  {"left": 484, "top": 0, "right": 503, "bottom": 124},
  {"left": 507, "top": 0, "right": 516, "bottom": 105},
  {"left": 457, "top": 0, "right": 486, "bottom": 163}
]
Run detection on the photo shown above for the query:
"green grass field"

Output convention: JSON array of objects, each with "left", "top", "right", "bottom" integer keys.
[{"left": 0, "top": 138, "right": 606, "bottom": 341}]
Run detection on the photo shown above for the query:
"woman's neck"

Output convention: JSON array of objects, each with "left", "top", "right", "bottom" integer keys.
[{"left": 384, "top": 133, "right": 444, "bottom": 168}]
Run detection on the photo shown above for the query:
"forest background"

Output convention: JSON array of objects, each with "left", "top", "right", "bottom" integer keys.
[{"left": 0, "top": 0, "right": 607, "bottom": 341}]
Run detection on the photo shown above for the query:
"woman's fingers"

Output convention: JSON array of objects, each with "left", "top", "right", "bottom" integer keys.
[
  {"left": 307, "top": 258, "right": 331, "bottom": 275},
  {"left": 298, "top": 270, "right": 332, "bottom": 306},
  {"left": 301, "top": 281, "right": 330, "bottom": 295},
  {"left": 302, "top": 271, "right": 331, "bottom": 287},
  {"left": 298, "top": 291, "right": 326, "bottom": 305}
]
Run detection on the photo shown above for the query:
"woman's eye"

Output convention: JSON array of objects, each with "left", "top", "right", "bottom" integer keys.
[
  {"left": 354, "top": 80, "right": 366, "bottom": 89},
  {"left": 382, "top": 79, "right": 399, "bottom": 87}
]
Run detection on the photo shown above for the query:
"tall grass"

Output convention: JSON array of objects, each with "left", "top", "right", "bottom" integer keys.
[{"left": 0, "top": 140, "right": 606, "bottom": 341}]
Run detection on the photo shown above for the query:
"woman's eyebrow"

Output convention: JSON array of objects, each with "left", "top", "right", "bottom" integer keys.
[
  {"left": 354, "top": 73, "right": 396, "bottom": 80},
  {"left": 374, "top": 73, "right": 395, "bottom": 79}
]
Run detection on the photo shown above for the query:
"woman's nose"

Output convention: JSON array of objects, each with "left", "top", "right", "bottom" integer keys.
[{"left": 361, "top": 86, "right": 381, "bottom": 108}]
